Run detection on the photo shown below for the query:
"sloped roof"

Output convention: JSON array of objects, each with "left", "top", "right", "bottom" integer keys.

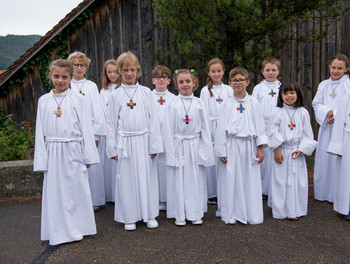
[{"left": 0, "top": 0, "right": 95, "bottom": 87}]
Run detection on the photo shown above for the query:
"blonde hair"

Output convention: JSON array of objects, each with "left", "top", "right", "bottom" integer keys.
[
  {"left": 48, "top": 59, "right": 73, "bottom": 80},
  {"left": 101, "top": 59, "right": 118, "bottom": 90},
  {"left": 152, "top": 65, "right": 172, "bottom": 78},
  {"left": 261, "top": 56, "right": 280, "bottom": 71},
  {"left": 173, "top": 69, "right": 199, "bottom": 92},
  {"left": 229, "top": 66, "right": 249, "bottom": 80},
  {"left": 67, "top": 51, "right": 91, "bottom": 69},
  {"left": 207, "top": 58, "right": 225, "bottom": 97},
  {"left": 116, "top": 51, "right": 142, "bottom": 86}
]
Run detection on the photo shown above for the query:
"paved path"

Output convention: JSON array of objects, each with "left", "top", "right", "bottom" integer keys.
[{"left": 1, "top": 188, "right": 349, "bottom": 263}]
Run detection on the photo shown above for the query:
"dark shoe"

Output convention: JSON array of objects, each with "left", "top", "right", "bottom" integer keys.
[
  {"left": 262, "top": 194, "right": 268, "bottom": 200},
  {"left": 208, "top": 197, "right": 218, "bottom": 205}
]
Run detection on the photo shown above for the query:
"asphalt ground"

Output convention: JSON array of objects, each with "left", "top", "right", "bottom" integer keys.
[{"left": 1, "top": 179, "right": 349, "bottom": 264}]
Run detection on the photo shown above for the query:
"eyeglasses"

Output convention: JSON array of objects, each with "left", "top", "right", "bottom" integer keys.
[
  {"left": 73, "top": 64, "right": 86, "bottom": 68},
  {"left": 231, "top": 78, "right": 248, "bottom": 83},
  {"left": 154, "top": 76, "right": 168, "bottom": 80}
]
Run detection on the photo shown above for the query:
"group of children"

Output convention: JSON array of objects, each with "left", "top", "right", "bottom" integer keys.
[{"left": 33, "top": 51, "right": 350, "bottom": 246}]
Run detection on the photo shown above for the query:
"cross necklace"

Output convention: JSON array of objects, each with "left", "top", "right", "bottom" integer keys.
[
  {"left": 234, "top": 97, "right": 246, "bottom": 113},
  {"left": 123, "top": 84, "right": 139, "bottom": 109},
  {"left": 266, "top": 82, "right": 279, "bottom": 97},
  {"left": 156, "top": 91, "right": 168, "bottom": 105},
  {"left": 72, "top": 80, "right": 86, "bottom": 96},
  {"left": 329, "top": 82, "right": 340, "bottom": 98},
  {"left": 53, "top": 93, "right": 67, "bottom": 117},
  {"left": 181, "top": 97, "right": 193, "bottom": 124},
  {"left": 212, "top": 85, "right": 224, "bottom": 104},
  {"left": 285, "top": 106, "right": 297, "bottom": 130}
]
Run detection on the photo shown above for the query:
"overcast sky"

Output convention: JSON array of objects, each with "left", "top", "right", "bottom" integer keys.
[{"left": 0, "top": 0, "right": 83, "bottom": 36}]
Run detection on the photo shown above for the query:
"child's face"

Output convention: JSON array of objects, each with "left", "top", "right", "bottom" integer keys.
[
  {"left": 152, "top": 73, "right": 170, "bottom": 91},
  {"left": 262, "top": 63, "right": 279, "bottom": 82},
  {"left": 177, "top": 73, "right": 195, "bottom": 96},
  {"left": 106, "top": 64, "right": 118, "bottom": 84},
  {"left": 72, "top": 58, "right": 87, "bottom": 80},
  {"left": 282, "top": 90, "right": 297, "bottom": 107},
  {"left": 121, "top": 63, "right": 138, "bottom": 85},
  {"left": 329, "top": 59, "right": 349, "bottom": 81},
  {"left": 208, "top": 63, "right": 224, "bottom": 85},
  {"left": 51, "top": 67, "right": 72, "bottom": 94},
  {"left": 229, "top": 74, "right": 249, "bottom": 95}
]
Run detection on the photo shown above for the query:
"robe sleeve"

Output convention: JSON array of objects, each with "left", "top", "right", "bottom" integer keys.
[
  {"left": 162, "top": 103, "right": 177, "bottom": 167},
  {"left": 33, "top": 97, "right": 48, "bottom": 172},
  {"left": 89, "top": 83, "right": 106, "bottom": 137},
  {"left": 106, "top": 93, "right": 120, "bottom": 159},
  {"left": 252, "top": 99, "right": 268, "bottom": 147},
  {"left": 148, "top": 91, "right": 164, "bottom": 154},
  {"left": 298, "top": 108, "right": 318, "bottom": 156},
  {"left": 198, "top": 100, "right": 215, "bottom": 166},
  {"left": 327, "top": 96, "right": 348, "bottom": 156},
  {"left": 252, "top": 84, "right": 260, "bottom": 102},
  {"left": 312, "top": 81, "right": 332, "bottom": 126},
  {"left": 267, "top": 108, "right": 284, "bottom": 150},
  {"left": 214, "top": 101, "right": 229, "bottom": 157}
]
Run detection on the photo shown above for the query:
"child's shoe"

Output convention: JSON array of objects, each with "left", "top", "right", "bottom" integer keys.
[
  {"left": 192, "top": 219, "right": 203, "bottom": 225},
  {"left": 175, "top": 219, "right": 186, "bottom": 226},
  {"left": 208, "top": 197, "right": 218, "bottom": 205},
  {"left": 343, "top": 213, "right": 350, "bottom": 220},
  {"left": 262, "top": 194, "right": 268, "bottom": 200},
  {"left": 124, "top": 223, "right": 136, "bottom": 231},
  {"left": 93, "top": 206, "right": 101, "bottom": 211},
  {"left": 146, "top": 219, "right": 158, "bottom": 229},
  {"left": 228, "top": 218, "right": 237, "bottom": 224}
]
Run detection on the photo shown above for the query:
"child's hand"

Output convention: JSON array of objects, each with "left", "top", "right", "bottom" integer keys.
[
  {"left": 256, "top": 146, "right": 264, "bottom": 164},
  {"left": 327, "top": 117, "right": 334, "bottom": 124},
  {"left": 151, "top": 154, "right": 157, "bottom": 159},
  {"left": 86, "top": 164, "right": 90, "bottom": 168},
  {"left": 327, "top": 110, "right": 333, "bottom": 118},
  {"left": 326, "top": 110, "right": 334, "bottom": 124},
  {"left": 338, "top": 154, "right": 342, "bottom": 158},
  {"left": 220, "top": 157, "right": 228, "bottom": 163},
  {"left": 274, "top": 148, "right": 284, "bottom": 164},
  {"left": 112, "top": 156, "right": 118, "bottom": 161},
  {"left": 291, "top": 150, "right": 301, "bottom": 159},
  {"left": 95, "top": 140, "right": 99, "bottom": 148}
]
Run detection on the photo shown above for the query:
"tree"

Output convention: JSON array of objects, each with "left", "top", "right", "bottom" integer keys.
[{"left": 153, "top": 0, "right": 350, "bottom": 73}]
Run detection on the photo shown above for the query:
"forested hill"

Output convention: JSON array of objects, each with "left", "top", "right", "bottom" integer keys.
[{"left": 0, "top": 34, "right": 41, "bottom": 70}]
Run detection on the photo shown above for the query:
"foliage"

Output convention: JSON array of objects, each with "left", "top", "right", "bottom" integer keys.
[
  {"left": 0, "top": 35, "right": 41, "bottom": 69},
  {"left": 153, "top": 0, "right": 350, "bottom": 73},
  {"left": 0, "top": 108, "right": 34, "bottom": 161}
]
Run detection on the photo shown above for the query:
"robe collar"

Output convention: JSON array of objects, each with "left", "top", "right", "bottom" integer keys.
[{"left": 178, "top": 93, "right": 194, "bottom": 100}]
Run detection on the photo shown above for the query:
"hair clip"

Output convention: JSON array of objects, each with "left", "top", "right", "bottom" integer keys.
[
  {"left": 175, "top": 69, "right": 182, "bottom": 74},
  {"left": 190, "top": 69, "right": 197, "bottom": 75}
]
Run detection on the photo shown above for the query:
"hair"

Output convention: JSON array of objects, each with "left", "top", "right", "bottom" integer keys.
[
  {"left": 152, "top": 65, "right": 172, "bottom": 78},
  {"left": 48, "top": 59, "right": 74, "bottom": 80},
  {"left": 229, "top": 66, "right": 249, "bottom": 81},
  {"left": 115, "top": 51, "right": 142, "bottom": 86},
  {"left": 173, "top": 69, "right": 199, "bottom": 92},
  {"left": 101, "top": 59, "right": 118, "bottom": 90},
  {"left": 330, "top": 54, "right": 350, "bottom": 74},
  {"left": 67, "top": 51, "right": 91, "bottom": 69},
  {"left": 262, "top": 56, "right": 281, "bottom": 71},
  {"left": 277, "top": 80, "right": 304, "bottom": 108},
  {"left": 206, "top": 58, "right": 225, "bottom": 97}
]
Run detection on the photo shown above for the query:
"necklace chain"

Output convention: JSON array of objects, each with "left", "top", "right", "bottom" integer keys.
[
  {"left": 181, "top": 98, "right": 193, "bottom": 115},
  {"left": 53, "top": 94, "right": 67, "bottom": 107},
  {"left": 123, "top": 84, "right": 139, "bottom": 100},
  {"left": 285, "top": 107, "right": 297, "bottom": 129},
  {"left": 72, "top": 80, "right": 85, "bottom": 93}
]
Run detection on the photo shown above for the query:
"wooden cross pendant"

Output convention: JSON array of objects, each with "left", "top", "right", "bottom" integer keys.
[
  {"left": 158, "top": 97, "right": 166, "bottom": 105},
  {"left": 54, "top": 107, "right": 62, "bottom": 117},
  {"left": 127, "top": 99, "right": 136, "bottom": 109},
  {"left": 269, "top": 89, "right": 276, "bottom": 97},
  {"left": 288, "top": 121, "right": 296, "bottom": 130},
  {"left": 329, "top": 91, "right": 336, "bottom": 98},
  {"left": 183, "top": 115, "right": 192, "bottom": 124},
  {"left": 237, "top": 104, "right": 245, "bottom": 113}
]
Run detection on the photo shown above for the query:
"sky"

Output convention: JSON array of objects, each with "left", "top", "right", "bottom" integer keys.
[{"left": 0, "top": 0, "right": 83, "bottom": 36}]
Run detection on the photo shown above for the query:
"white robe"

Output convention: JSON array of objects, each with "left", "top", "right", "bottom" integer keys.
[
  {"left": 71, "top": 79, "right": 106, "bottom": 206},
  {"left": 312, "top": 74, "right": 350, "bottom": 202},
  {"left": 215, "top": 94, "right": 267, "bottom": 224},
  {"left": 162, "top": 94, "right": 215, "bottom": 221},
  {"left": 106, "top": 82, "right": 163, "bottom": 224},
  {"left": 267, "top": 105, "right": 318, "bottom": 219},
  {"left": 34, "top": 89, "right": 99, "bottom": 245},
  {"left": 151, "top": 89, "right": 176, "bottom": 203},
  {"left": 327, "top": 94, "right": 350, "bottom": 215},
  {"left": 252, "top": 79, "right": 281, "bottom": 196},
  {"left": 100, "top": 84, "right": 118, "bottom": 202},
  {"left": 200, "top": 84, "right": 232, "bottom": 203}
]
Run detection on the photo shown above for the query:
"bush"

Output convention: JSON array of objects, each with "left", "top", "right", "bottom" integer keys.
[{"left": 0, "top": 111, "right": 34, "bottom": 161}]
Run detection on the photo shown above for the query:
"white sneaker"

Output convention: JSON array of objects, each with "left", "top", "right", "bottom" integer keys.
[
  {"left": 124, "top": 223, "right": 136, "bottom": 231},
  {"left": 192, "top": 219, "right": 203, "bottom": 225},
  {"left": 146, "top": 219, "right": 158, "bottom": 229},
  {"left": 175, "top": 219, "right": 186, "bottom": 226},
  {"left": 228, "top": 218, "right": 237, "bottom": 224}
]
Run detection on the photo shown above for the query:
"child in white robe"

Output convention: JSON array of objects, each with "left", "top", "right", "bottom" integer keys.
[
  {"left": 106, "top": 51, "right": 163, "bottom": 231},
  {"left": 99, "top": 59, "right": 118, "bottom": 203},
  {"left": 151, "top": 65, "right": 176, "bottom": 211},
  {"left": 267, "top": 81, "right": 318, "bottom": 220},
  {"left": 312, "top": 54, "right": 350, "bottom": 203},
  {"left": 68, "top": 51, "right": 106, "bottom": 211},
  {"left": 327, "top": 94, "right": 350, "bottom": 219},
  {"left": 34, "top": 59, "right": 99, "bottom": 245},
  {"left": 252, "top": 56, "right": 281, "bottom": 199},
  {"left": 162, "top": 69, "right": 215, "bottom": 226},
  {"left": 215, "top": 66, "right": 267, "bottom": 225},
  {"left": 200, "top": 58, "right": 232, "bottom": 210}
]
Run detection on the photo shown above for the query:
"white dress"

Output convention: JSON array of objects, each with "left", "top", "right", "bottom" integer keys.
[
  {"left": 215, "top": 94, "right": 267, "bottom": 224},
  {"left": 267, "top": 105, "right": 318, "bottom": 219},
  {"left": 252, "top": 79, "right": 281, "bottom": 196},
  {"left": 312, "top": 74, "right": 350, "bottom": 202},
  {"left": 162, "top": 94, "right": 215, "bottom": 221},
  {"left": 106, "top": 82, "right": 163, "bottom": 224},
  {"left": 71, "top": 78, "right": 106, "bottom": 206},
  {"left": 151, "top": 89, "right": 176, "bottom": 203},
  {"left": 34, "top": 89, "right": 99, "bottom": 245},
  {"left": 100, "top": 84, "right": 118, "bottom": 202},
  {"left": 327, "top": 94, "right": 350, "bottom": 215},
  {"left": 200, "top": 84, "right": 232, "bottom": 203}
]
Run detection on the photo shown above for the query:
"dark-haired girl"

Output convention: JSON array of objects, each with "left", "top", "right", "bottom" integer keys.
[{"left": 267, "top": 81, "right": 318, "bottom": 219}]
